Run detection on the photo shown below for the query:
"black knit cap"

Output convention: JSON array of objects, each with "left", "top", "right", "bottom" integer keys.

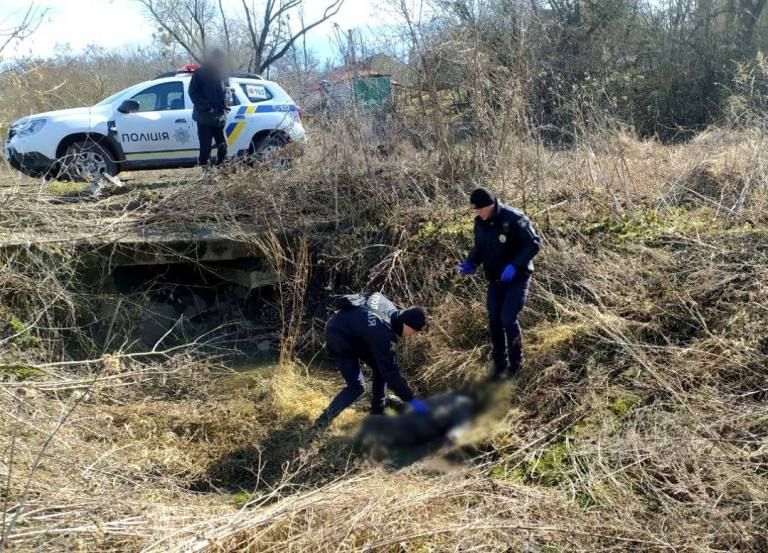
[
  {"left": 470, "top": 187, "right": 495, "bottom": 209},
  {"left": 399, "top": 306, "right": 427, "bottom": 331}
]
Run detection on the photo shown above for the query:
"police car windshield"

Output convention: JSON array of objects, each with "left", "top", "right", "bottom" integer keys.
[{"left": 96, "top": 86, "right": 138, "bottom": 106}]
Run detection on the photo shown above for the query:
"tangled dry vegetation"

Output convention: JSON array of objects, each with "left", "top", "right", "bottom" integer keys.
[{"left": 1, "top": 118, "right": 768, "bottom": 551}]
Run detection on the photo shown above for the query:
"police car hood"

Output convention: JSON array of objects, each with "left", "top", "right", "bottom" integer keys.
[{"left": 15, "top": 105, "right": 113, "bottom": 126}]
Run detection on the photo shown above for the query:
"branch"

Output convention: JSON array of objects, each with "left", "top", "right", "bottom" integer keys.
[
  {"left": 258, "top": 0, "right": 279, "bottom": 67},
  {"left": 1, "top": 374, "right": 101, "bottom": 547},
  {"left": 189, "top": 0, "right": 208, "bottom": 53},
  {"left": 240, "top": 0, "right": 261, "bottom": 71},
  {"left": 218, "top": 0, "right": 232, "bottom": 60},
  {"left": 135, "top": 0, "right": 202, "bottom": 62},
  {"left": 0, "top": 4, "right": 47, "bottom": 57},
  {"left": 259, "top": 0, "right": 344, "bottom": 72}
]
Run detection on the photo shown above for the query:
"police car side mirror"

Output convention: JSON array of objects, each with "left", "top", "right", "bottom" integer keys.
[{"left": 118, "top": 99, "right": 140, "bottom": 114}]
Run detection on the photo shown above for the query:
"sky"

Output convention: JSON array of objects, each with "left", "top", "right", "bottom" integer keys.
[{"left": 0, "top": 0, "right": 392, "bottom": 62}]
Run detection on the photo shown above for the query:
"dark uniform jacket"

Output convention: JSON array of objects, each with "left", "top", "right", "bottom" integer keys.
[
  {"left": 325, "top": 293, "right": 414, "bottom": 401},
  {"left": 466, "top": 201, "right": 541, "bottom": 282},
  {"left": 188, "top": 65, "right": 227, "bottom": 126}
]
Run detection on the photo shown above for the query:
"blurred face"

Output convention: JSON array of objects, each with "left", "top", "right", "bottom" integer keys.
[
  {"left": 403, "top": 324, "right": 419, "bottom": 338},
  {"left": 474, "top": 204, "right": 495, "bottom": 221},
  {"left": 209, "top": 54, "right": 227, "bottom": 73}
]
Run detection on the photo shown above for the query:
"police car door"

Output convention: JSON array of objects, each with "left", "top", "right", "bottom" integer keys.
[
  {"left": 220, "top": 84, "right": 249, "bottom": 154},
  {"left": 115, "top": 80, "right": 196, "bottom": 165},
  {"left": 223, "top": 81, "right": 273, "bottom": 153}
]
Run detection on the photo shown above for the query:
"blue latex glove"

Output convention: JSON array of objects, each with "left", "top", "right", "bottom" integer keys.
[
  {"left": 500, "top": 264, "right": 517, "bottom": 282},
  {"left": 409, "top": 398, "right": 430, "bottom": 415},
  {"left": 457, "top": 261, "right": 476, "bottom": 276}
]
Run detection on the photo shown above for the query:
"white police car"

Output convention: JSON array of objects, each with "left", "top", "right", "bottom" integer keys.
[{"left": 3, "top": 65, "right": 306, "bottom": 179}]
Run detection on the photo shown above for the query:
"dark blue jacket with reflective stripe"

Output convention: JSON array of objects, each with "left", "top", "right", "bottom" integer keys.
[{"left": 466, "top": 201, "right": 541, "bottom": 282}]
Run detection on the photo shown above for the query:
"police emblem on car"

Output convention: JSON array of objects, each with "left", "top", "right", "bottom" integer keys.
[{"left": 173, "top": 127, "right": 191, "bottom": 144}]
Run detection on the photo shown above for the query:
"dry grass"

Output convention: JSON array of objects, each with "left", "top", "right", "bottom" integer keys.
[{"left": 2, "top": 119, "right": 768, "bottom": 552}]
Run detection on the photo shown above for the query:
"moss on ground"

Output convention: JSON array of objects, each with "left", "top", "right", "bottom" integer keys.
[
  {"left": 584, "top": 207, "right": 728, "bottom": 242},
  {"left": 231, "top": 491, "right": 253, "bottom": 508},
  {"left": 608, "top": 393, "right": 642, "bottom": 417},
  {"left": 0, "top": 363, "right": 38, "bottom": 381},
  {"left": 3, "top": 315, "right": 41, "bottom": 350},
  {"left": 46, "top": 180, "right": 90, "bottom": 196}
]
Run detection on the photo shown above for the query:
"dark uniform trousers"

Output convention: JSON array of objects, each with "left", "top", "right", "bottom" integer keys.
[
  {"left": 197, "top": 124, "right": 228, "bottom": 167},
  {"left": 487, "top": 274, "right": 531, "bottom": 376},
  {"left": 321, "top": 333, "right": 389, "bottom": 421}
]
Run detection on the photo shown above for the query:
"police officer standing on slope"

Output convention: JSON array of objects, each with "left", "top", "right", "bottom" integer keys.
[
  {"left": 457, "top": 188, "right": 541, "bottom": 381},
  {"left": 313, "top": 293, "right": 430, "bottom": 431},
  {"left": 189, "top": 48, "right": 229, "bottom": 168}
]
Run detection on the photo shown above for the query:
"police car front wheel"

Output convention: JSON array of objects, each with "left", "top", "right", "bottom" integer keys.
[
  {"left": 58, "top": 141, "right": 118, "bottom": 182},
  {"left": 252, "top": 135, "right": 290, "bottom": 169}
]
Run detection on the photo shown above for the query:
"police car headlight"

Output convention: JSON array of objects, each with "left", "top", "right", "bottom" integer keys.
[{"left": 15, "top": 118, "right": 47, "bottom": 137}]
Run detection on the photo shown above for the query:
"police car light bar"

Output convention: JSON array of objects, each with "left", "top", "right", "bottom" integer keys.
[
  {"left": 154, "top": 66, "right": 264, "bottom": 80},
  {"left": 154, "top": 64, "right": 200, "bottom": 79}
]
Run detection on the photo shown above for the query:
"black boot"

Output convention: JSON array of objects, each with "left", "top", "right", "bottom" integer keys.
[
  {"left": 507, "top": 354, "right": 523, "bottom": 379},
  {"left": 385, "top": 395, "right": 408, "bottom": 414},
  {"left": 489, "top": 363, "right": 509, "bottom": 382},
  {"left": 310, "top": 413, "right": 333, "bottom": 434}
]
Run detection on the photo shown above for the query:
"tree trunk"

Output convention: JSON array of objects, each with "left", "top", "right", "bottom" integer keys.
[{"left": 739, "top": 0, "right": 767, "bottom": 56}]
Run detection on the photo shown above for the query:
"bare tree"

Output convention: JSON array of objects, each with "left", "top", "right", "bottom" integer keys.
[
  {"left": 136, "top": 0, "right": 216, "bottom": 63},
  {"left": 737, "top": 0, "right": 768, "bottom": 53},
  {"left": 241, "top": 0, "right": 344, "bottom": 73},
  {"left": 137, "top": 0, "right": 344, "bottom": 73},
  {"left": 218, "top": 0, "right": 233, "bottom": 61},
  {"left": 0, "top": 3, "right": 46, "bottom": 59}
]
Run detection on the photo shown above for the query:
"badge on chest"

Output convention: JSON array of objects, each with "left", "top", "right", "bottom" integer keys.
[{"left": 499, "top": 221, "right": 511, "bottom": 243}]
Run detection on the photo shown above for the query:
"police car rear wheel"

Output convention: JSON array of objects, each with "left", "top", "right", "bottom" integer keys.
[{"left": 60, "top": 141, "right": 118, "bottom": 182}]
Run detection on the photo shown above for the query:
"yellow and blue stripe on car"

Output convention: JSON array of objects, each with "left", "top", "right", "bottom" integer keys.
[
  {"left": 224, "top": 104, "right": 297, "bottom": 145},
  {"left": 124, "top": 104, "right": 298, "bottom": 159}
]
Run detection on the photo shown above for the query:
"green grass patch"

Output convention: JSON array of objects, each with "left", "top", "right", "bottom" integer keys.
[
  {"left": 586, "top": 207, "right": 714, "bottom": 242},
  {"left": 5, "top": 316, "right": 41, "bottom": 349},
  {"left": 492, "top": 440, "right": 577, "bottom": 488},
  {"left": 608, "top": 393, "right": 642, "bottom": 417},
  {"left": 0, "top": 364, "right": 38, "bottom": 381},
  {"left": 46, "top": 180, "right": 90, "bottom": 196},
  {"left": 231, "top": 491, "right": 254, "bottom": 509},
  {"left": 413, "top": 216, "right": 474, "bottom": 244}
]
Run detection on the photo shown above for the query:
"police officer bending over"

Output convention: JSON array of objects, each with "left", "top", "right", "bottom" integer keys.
[
  {"left": 189, "top": 48, "right": 229, "bottom": 167},
  {"left": 458, "top": 188, "right": 541, "bottom": 381},
  {"left": 314, "top": 293, "right": 429, "bottom": 430}
]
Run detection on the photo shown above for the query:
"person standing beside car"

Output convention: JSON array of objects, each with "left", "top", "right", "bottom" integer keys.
[{"left": 189, "top": 48, "right": 229, "bottom": 167}]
